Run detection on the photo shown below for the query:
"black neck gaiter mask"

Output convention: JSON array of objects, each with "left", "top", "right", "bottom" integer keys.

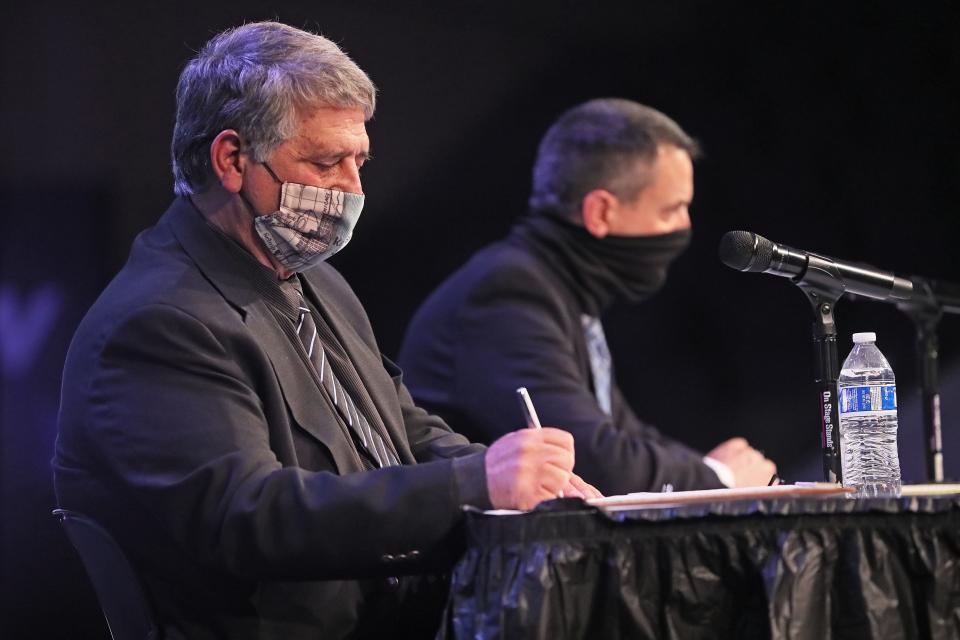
[{"left": 511, "top": 215, "right": 692, "bottom": 315}]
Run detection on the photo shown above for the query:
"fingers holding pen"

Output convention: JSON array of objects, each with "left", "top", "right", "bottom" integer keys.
[
  {"left": 485, "top": 427, "right": 575, "bottom": 510},
  {"left": 562, "top": 473, "right": 603, "bottom": 500}
]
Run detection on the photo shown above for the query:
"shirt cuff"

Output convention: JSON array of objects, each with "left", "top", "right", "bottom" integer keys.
[
  {"left": 703, "top": 456, "right": 736, "bottom": 488},
  {"left": 451, "top": 451, "right": 492, "bottom": 510}
]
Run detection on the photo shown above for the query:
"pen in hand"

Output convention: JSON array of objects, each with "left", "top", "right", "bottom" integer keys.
[
  {"left": 516, "top": 387, "right": 563, "bottom": 499},
  {"left": 516, "top": 386, "right": 542, "bottom": 430}
]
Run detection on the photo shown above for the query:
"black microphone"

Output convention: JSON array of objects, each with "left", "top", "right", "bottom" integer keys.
[{"left": 718, "top": 230, "right": 914, "bottom": 301}]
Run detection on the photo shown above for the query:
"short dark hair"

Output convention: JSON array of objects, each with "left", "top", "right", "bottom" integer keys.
[{"left": 528, "top": 98, "right": 700, "bottom": 219}]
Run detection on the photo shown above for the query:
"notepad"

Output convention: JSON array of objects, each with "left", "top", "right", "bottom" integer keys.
[
  {"left": 479, "top": 483, "right": 960, "bottom": 515},
  {"left": 586, "top": 483, "right": 853, "bottom": 511}
]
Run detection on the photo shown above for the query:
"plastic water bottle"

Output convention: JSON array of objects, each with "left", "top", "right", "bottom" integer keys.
[{"left": 838, "top": 332, "right": 901, "bottom": 497}]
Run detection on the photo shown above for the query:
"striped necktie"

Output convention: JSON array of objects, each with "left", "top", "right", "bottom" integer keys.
[{"left": 292, "top": 284, "right": 399, "bottom": 468}]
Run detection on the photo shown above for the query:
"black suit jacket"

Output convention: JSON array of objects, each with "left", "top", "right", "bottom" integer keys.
[
  {"left": 398, "top": 228, "right": 723, "bottom": 495},
  {"left": 54, "top": 198, "right": 488, "bottom": 639}
]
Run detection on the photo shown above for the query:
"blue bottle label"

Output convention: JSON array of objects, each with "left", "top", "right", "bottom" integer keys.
[{"left": 839, "top": 385, "right": 897, "bottom": 415}]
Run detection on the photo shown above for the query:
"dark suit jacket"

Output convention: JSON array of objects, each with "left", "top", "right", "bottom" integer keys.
[
  {"left": 398, "top": 226, "right": 723, "bottom": 495},
  {"left": 53, "top": 198, "right": 488, "bottom": 639}
]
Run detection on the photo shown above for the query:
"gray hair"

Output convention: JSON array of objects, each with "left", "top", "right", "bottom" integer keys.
[
  {"left": 171, "top": 21, "right": 376, "bottom": 195},
  {"left": 529, "top": 98, "right": 700, "bottom": 219}
]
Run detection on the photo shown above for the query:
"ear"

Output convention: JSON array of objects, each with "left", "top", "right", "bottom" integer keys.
[
  {"left": 208, "top": 129, "right": 246, "bottom": 194},
  {"left": 581, "top": 189, "right": 618, "bottom": 238}
]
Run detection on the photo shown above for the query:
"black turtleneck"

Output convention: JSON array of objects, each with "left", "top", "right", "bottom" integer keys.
[{"left": 508, "top": 214, "right": 691, "bottom": 316}]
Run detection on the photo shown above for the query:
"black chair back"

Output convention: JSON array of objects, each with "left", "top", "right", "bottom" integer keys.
[{"left": 53, "top": 509, "right": 159, "bottom": 640}]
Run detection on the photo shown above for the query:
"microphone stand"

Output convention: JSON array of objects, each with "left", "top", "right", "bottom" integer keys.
[
  {"left": 794, "top": 255, "right": 851, "bottom": 484},
  {"left": 720, "top": 229, "right": 957, "bottom": 483},
  {"left": 896, "top": 278, "right": 960, "bottom": 482},
  {"left": 795, "top": 260, "right": 960, "bottom": 484}
]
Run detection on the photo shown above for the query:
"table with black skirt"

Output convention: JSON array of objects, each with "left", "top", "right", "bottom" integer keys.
[{"left": 440, "top": 493, "right": 960, "bottom": 640}]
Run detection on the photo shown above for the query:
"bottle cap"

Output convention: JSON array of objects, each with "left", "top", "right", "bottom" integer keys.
[{"left": 852, "top": 332, "right": 877, "bottom": 344}]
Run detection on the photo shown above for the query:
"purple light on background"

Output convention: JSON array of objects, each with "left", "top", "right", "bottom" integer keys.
[{"left": 0, "top": 284, "right": 63, "bottom": 378}]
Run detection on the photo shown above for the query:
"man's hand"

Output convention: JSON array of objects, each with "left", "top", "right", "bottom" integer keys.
[
  {"left": 561, "top": 473, "right": 604, "bottom": 501},
  {"left": 485, "top": 428, "right": 577, "bottom": 510},
  {"left": 706, "top": 437, "right": 777, "bottom": 488}
]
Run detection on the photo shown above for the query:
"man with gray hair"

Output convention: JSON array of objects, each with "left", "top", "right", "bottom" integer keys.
[
  {"left": 400, "top": 98, "right": 776, "bottom": 495},
  {"left": 54, "top": 22, "right": 597, "bottom": 639}
]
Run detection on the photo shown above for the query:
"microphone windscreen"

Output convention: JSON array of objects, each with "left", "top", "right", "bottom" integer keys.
[{"left": 718, "top": 230, "right": 773, "bottom": 272}]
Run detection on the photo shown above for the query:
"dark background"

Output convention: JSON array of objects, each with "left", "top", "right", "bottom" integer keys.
[{"left": 2, "top": 1, "right": 959, "bottom": 636}]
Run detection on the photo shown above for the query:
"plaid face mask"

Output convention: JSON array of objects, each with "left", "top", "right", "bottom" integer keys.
[{"left": 253, "top": 180, "right": 365, "bottom": 273}]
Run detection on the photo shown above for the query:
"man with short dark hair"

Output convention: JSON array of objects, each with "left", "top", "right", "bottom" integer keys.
[
  {"left": 53, "top": 22, "right": 597, "bottom": 639},
  {"left": 399, "top": 98, "right": 776, "bottom": 495}
]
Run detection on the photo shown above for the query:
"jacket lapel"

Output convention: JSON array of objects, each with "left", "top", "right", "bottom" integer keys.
[
  {"left": 244, "top": 303, "right": 364, "bottom": 471},
  {"left": 164, "top": 198, "right": 364, "bottom": 473}
]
